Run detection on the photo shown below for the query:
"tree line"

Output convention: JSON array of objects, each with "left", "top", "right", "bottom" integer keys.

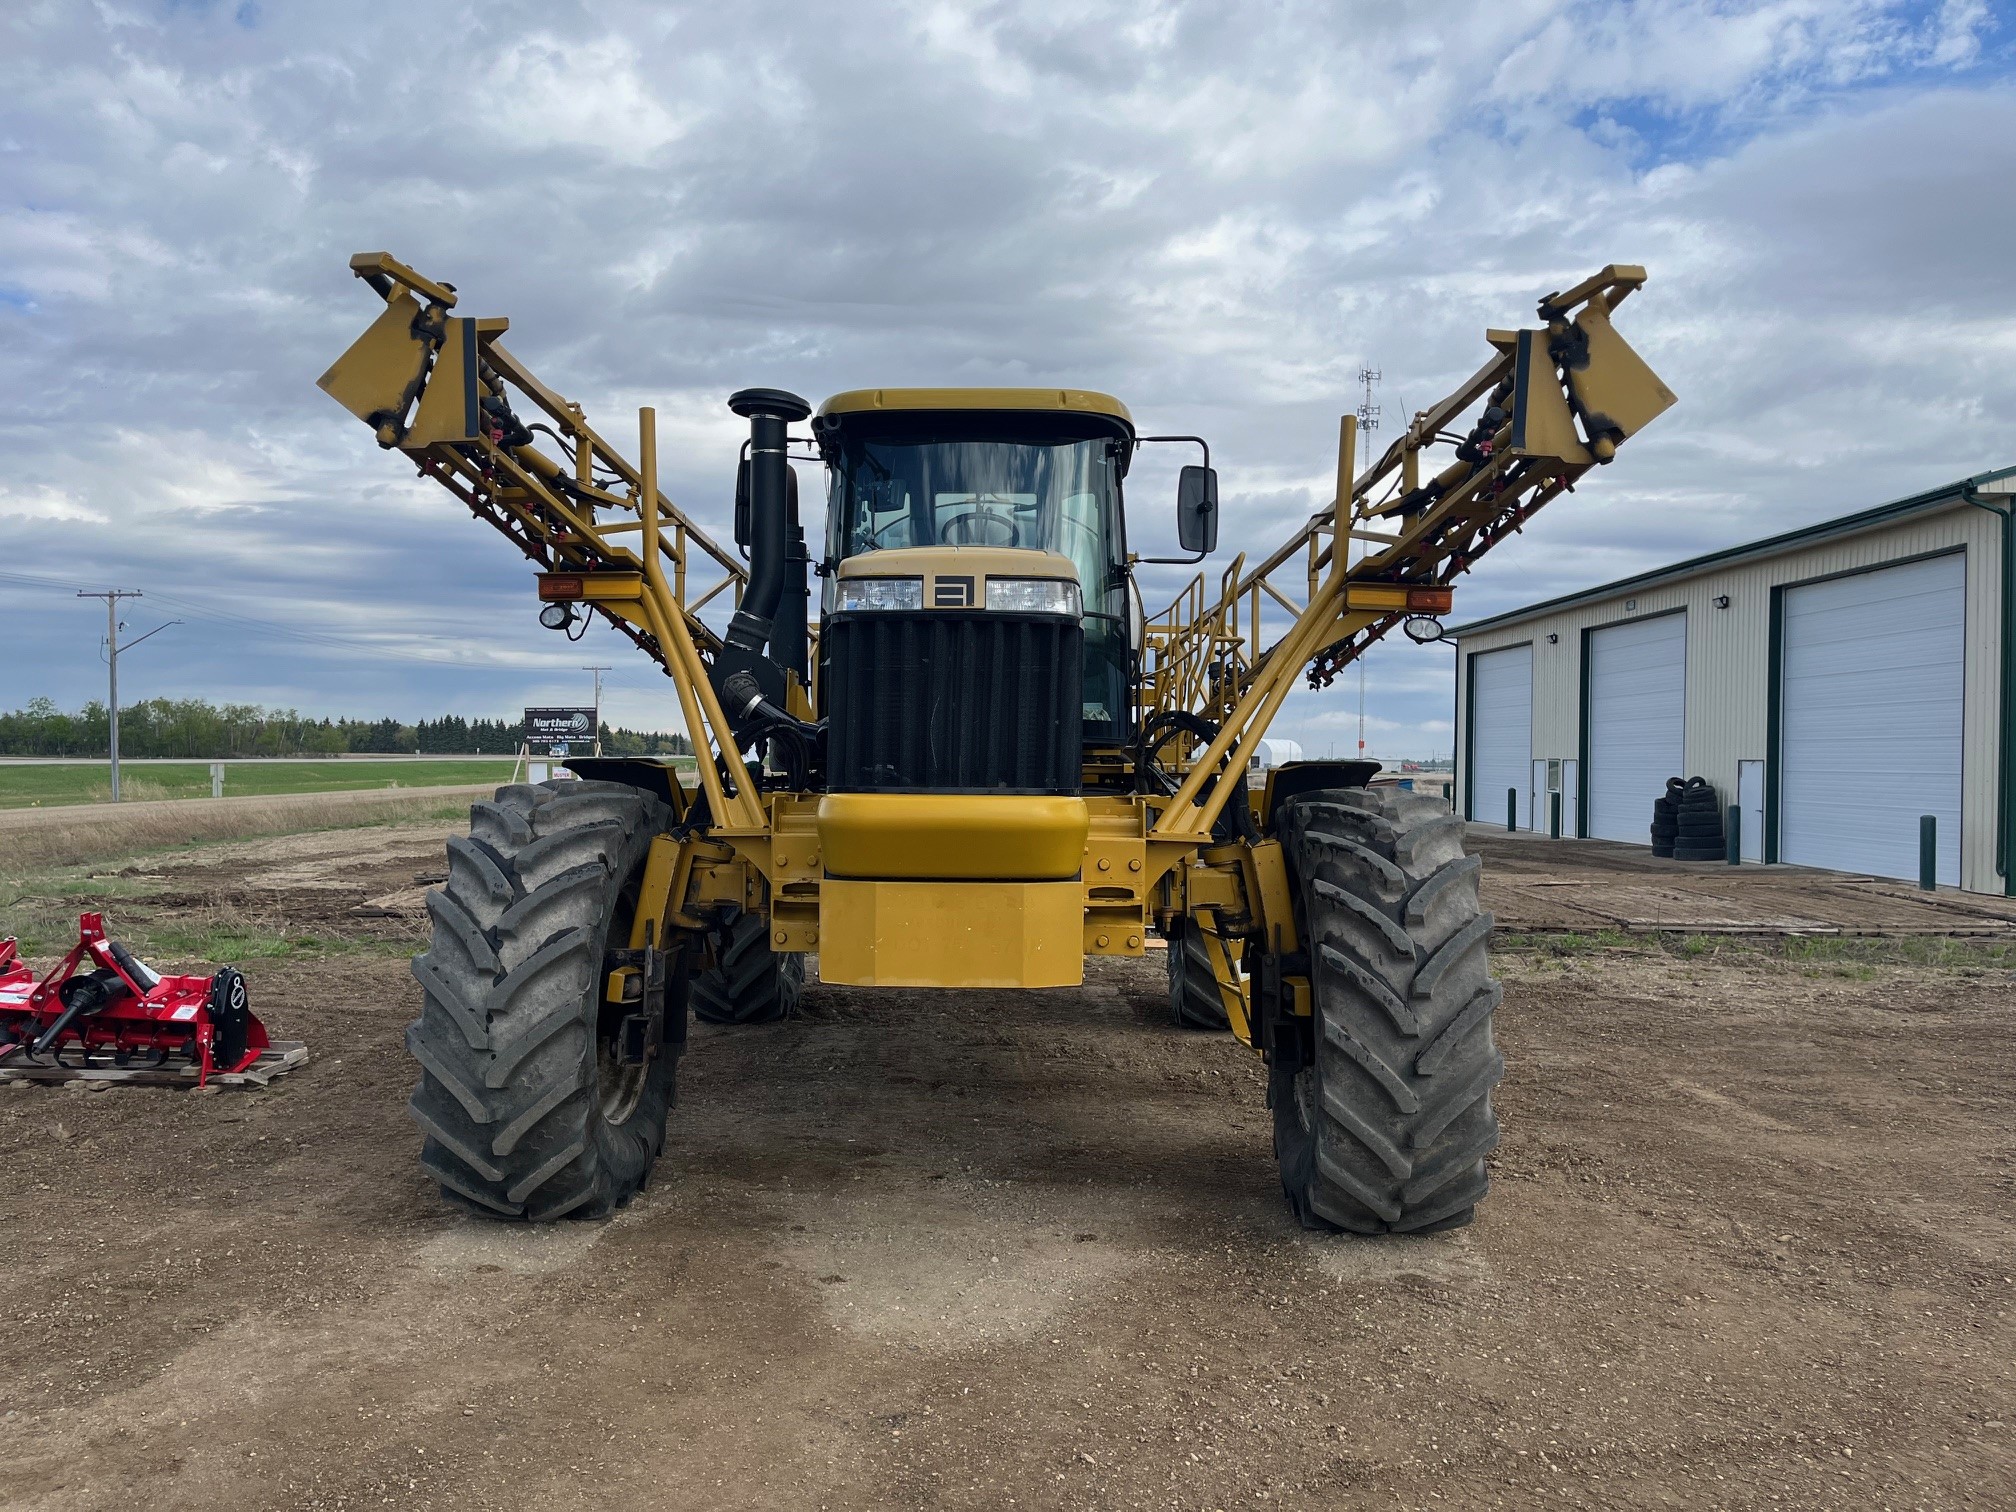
[{"left": 0, "top": 698, "right": 691, "bottom": 759}]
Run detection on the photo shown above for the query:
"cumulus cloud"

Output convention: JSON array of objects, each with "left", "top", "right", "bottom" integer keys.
[{"left": 0, "top": 0, "right": 2008, "bottom": 751}]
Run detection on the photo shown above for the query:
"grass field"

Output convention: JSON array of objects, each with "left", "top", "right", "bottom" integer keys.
[{"left": 0, "top": 758, "right": 520, "bottom": 809}]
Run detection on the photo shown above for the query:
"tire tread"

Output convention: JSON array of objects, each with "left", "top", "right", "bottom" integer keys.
[
  {"left": 692, "top": 912, "right": 804, "bottom": 1025},
  {"left": 407, "top": 780, "right": 677, "bottom": 1222},
  {"left": 1272, "top": 787, "right": 1504, "bottom": 1235}
]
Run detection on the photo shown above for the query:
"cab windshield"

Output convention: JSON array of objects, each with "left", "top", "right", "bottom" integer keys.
[{"left": 823, "top": 413, "right": 1131, "bottom": 741}]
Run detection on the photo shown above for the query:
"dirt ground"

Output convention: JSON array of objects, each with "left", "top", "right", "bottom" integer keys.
[
  {"left": 1470, "top": 827, "right": 2016, "bottom": 936},
  {"left": 2, "top": 819, "right": 2013, "bottom": 1510}
]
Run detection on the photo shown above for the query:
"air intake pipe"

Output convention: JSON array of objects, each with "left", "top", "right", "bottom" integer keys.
[{"left": 724, "top": 387, "right": 811, "bottom": 655}]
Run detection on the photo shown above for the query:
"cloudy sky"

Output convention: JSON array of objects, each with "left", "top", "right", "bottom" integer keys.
[{"left": 3, "top": 0, "right": 2011, "bottom": 759}]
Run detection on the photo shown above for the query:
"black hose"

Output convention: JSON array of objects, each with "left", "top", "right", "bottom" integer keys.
[
  {"left": 1131, "top": 709, "right": 1259, "bottom": 844},
  {"left": 1133, "top": 710, "right": 1221, "bottom": 794},
  {"left": 479, "top": 394, "right": 534, "bottom": 449},
  {"left": 526, "top": 422, "right": 578, "bottom": 464},
  {"left": 760, "top": 725, "right": 819, "bottom": 791}
]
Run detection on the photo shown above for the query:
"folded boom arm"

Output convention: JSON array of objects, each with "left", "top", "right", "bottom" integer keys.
[
  {"left": 318, "top": 253, "right": 767, "bottom": 829},
  {"left": 1141, "top": 265, "right": 1674, "bottom": 842}
]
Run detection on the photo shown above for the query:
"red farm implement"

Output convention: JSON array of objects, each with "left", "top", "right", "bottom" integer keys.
[{"left": 0, "top": 915, "right": 304, "bottom": 1088}]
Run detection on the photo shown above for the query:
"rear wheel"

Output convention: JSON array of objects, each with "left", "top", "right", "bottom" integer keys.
[
  {"left": 692, "top": 911, "right": 804, "bottom": 1025},
  {"left": 1166, "top": 918, "right": 1231, "bottom": 1032},
  {"left": 1272, "top": 787, "right": 1504, "bottom": 1234},
  {"left": 406, "top": 780, "right": 682, "bottom": 1222}
]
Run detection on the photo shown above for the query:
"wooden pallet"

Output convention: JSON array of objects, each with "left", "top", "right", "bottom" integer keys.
[{"left": 0, "top": 1040, "right": 309, "bottom": 1089}]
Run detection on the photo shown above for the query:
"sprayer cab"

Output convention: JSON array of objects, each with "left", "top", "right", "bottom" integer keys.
[{"left": 806, "top": 388, "right": 1150, "bottom": 757}]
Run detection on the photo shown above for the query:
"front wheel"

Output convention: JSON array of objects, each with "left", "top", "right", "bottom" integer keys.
[
  {"left": 1271, "top": 787, "right": 1504, "bottom": 1235},
  {"left": 692, "top": 910, "right": 803, "bottom": 1025},
  {"left": 1165, "top": 918, "right": 1231, "bottom": 1032},
  {"left": 406, "top": 780, "right": 683, "bottom": 1221}
]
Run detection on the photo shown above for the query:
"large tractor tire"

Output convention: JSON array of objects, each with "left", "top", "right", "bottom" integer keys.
[
  {"left": 1272, "top": 787, "right": 1504, "bottom": 1235},
  {"left": 1166, "top": 918, "right": 1232, "bottom": 1032},
  {"left": 406, "top": 780, "right": 681, "bottom": 1221},
  {"left": 692, "top": 911, "right": 804, "bottom": 1025}
]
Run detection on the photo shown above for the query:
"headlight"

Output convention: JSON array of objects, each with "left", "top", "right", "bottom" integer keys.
[
  {"left": 836, "top": 577, "right": 924, "bottom": 611},
  {"left": 984, "top": 578, "right": 1081, "bottom": 616}
]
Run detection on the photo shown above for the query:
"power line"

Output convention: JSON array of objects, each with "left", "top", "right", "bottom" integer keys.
[
  {"left": 0, "top": 567, "right": 591, "bottom": 674},
  {"left": 5, "top": 568, "right": 688, "bottom": 732}
]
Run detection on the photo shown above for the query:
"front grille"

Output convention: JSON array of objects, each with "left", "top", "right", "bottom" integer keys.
[{"left": 824, "top": 612, "right": 1082, "bottom": 793}]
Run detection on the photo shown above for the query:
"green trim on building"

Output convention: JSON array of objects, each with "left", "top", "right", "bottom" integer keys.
[
  {"left": 1764, "top": 587, "right": 1783, "bottom": 866},
  {"left": 1461, "top": 650, "right": 1478, "bottom": 821},
  {"left": 1452, "top": 645, "right": 1463, "bottom": 822},
  {"left": 1575, "top": 628, "right": 1592, "bottom": 839},
  {"left": 1960, "top": 486, "right": 2015, "bottom": 894}
]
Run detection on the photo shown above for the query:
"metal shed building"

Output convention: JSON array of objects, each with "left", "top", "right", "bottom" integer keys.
[{"left": 1448, "top": 467, "right": 2016, "bottom": 894}]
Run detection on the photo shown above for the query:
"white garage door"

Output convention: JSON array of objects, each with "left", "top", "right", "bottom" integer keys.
[
  {"left": 1469, "top": 645, "right": 1532, "bottom": 827},
  {"left": 1586, "top": 613, "right": 1687, "bottom": 843},
  {"left": 1780, "top": 554, "right": 1964, "bottom": 885}
]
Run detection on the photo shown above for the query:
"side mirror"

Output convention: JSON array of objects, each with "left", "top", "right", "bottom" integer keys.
[{"left": 1177, "top": 465, "right": 1218, "bottom": 554}]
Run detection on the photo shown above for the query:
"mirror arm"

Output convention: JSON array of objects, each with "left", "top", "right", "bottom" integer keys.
[
  {"left": 1137, "top": 434, "right": 1211, "bottom": 470},
  {"left": 1139, "top": 434, "right": 1216, "bottom": 561}
]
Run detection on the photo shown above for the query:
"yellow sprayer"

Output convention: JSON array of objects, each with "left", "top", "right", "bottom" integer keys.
[{"left": 320, "top": 255, "right": 1673, "bottom": 1230}]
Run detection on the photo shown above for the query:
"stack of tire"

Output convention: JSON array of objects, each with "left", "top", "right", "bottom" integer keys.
[
  {"left": 1650, "top": 783, "right": 1679, "bottom": 857},
  {"left": 1652, "top": 776, "right": 1726, "bottom": 862}
]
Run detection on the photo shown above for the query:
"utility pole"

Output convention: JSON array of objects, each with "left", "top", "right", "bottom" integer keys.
[
  {"left": 77, "top": 590, "right": 142, "bottom": 801},
  {"left": 583, "top": 665, "right": 611, "bottom": 755},
  {"left": 75, "top": 591, "right": 179, "bottom": 802}
]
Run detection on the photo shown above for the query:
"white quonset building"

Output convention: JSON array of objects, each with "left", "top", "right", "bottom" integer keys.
[{"left": 1448, "top": 467, "right": 2016, "bottom": 894}]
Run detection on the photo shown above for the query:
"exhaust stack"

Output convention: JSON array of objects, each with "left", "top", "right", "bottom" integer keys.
[{"left": 724, "top": 387, "right": 811, "bottom": 655}]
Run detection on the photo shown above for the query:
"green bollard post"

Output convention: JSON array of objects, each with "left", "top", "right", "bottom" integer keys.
[
  {"left": 1507, "top": 788, "right": 1517, "bottom": 832},
  {"left": 1727, "top": 804, "right": 1740, "bottom": 865},
  {"left": 1920, "top": 815, "right": 1937, "bottom": 892}
]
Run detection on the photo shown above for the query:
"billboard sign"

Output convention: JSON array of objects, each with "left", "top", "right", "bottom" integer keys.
[{"left": 524, "top": 707, "right": 597, "bottom": 752}]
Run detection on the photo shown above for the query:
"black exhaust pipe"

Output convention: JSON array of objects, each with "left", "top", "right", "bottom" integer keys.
[
  {"left": 772, "top": 475, "right": 811, "bottom": 680},
  {"left": 724, "top": 388, "right": 810, "bottom": 655}
]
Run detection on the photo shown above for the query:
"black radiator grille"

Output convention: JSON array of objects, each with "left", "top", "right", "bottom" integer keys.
[{"left": 824, "top": 612, "right": 1082, "bottom": 793}]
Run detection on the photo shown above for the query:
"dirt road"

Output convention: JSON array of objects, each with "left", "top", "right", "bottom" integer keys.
[{"left": 1, "top": 822, "right": 2012, "bottom": 1509}]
